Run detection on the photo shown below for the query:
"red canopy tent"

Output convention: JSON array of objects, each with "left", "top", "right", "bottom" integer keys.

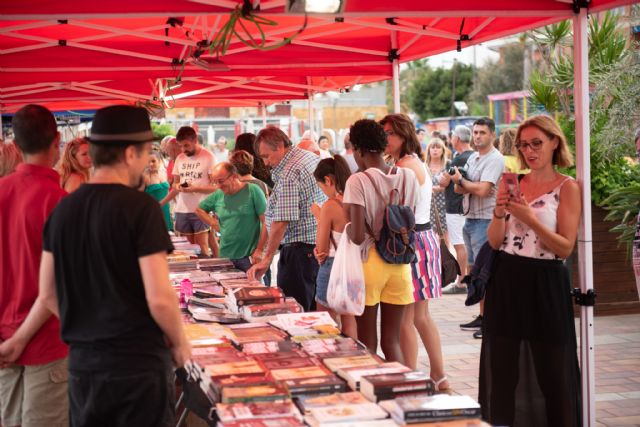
[
  {"left": 0, "top": 0, "right": 632, "bottom": 111},
  {"left": 1, "top": 2, "right": 636, "bottom": 425}
]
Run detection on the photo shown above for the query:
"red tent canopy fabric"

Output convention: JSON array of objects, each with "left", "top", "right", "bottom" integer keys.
[{"left": 0, "top": 0, "right": 634, "bottom": 112}]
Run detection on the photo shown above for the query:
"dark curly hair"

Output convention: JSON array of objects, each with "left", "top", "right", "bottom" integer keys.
[{"left": 349, "top": 119, "right": 387, "bottom": 153}]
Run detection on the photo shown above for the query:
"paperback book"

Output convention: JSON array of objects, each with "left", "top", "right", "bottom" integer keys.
[
  {"left": 379, "top": 395, "right": 481, "bottom": 423},
  {"left": 360, "top": 371, "right": 435, "bottom": 402}
]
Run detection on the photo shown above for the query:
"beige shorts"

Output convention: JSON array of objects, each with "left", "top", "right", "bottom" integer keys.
[
  {"left": 446, "top": 213, "right": 466, "bottom": 246},
  {"left": 0, "top": 357, "right": 69, "bottom": 427}
]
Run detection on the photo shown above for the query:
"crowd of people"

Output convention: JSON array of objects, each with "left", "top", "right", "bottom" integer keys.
[{"left": 0, "top": 102, "right": 597, "bottom": 427}]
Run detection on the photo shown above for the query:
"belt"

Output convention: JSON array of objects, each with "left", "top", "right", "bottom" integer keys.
[{"left": 415, "top": 222, "right": 432, "bottom": 231}]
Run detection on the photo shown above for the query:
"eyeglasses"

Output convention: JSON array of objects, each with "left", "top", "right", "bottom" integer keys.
[
  {"left": 515, "top": 139, "right": 544, "bottom": 152},
  {"left": 212, "top": 173, "right": 232, "bottom": 185}
]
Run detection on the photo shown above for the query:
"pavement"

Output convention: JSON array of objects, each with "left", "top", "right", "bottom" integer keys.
[{"left": 419, "top": 293, "right": 640, "bottom": 427}]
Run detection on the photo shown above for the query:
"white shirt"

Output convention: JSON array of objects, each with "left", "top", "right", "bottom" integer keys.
[{"left": 173, "top": 148, "right": 216, "bottom": 213}]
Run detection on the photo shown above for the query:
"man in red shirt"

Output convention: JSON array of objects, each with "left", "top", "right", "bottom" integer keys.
[{"left": 0, "top": 105, "right": 69, "bottom": 426}]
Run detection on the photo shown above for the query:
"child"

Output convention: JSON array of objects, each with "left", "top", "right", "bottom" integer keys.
[{"left": 312, "top": 155, "right": 357, "bottom": 339}]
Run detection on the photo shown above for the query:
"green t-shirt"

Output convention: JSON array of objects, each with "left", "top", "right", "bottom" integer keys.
[{"left": 199, "top": 183, "right": 267, "bottom": 259}]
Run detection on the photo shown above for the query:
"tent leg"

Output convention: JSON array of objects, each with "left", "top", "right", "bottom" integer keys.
[
  {"left": 573, "top": 8, "right": 595, "bottom": 427},
  {"left": 308, "top": 93, "right": 315, "bottom": 138},
  {"left": 391, "top": 30, "right": 401, "bottom": 114},
  {"left": 261, "top": 103, "right": 267, "bottom": 128}
]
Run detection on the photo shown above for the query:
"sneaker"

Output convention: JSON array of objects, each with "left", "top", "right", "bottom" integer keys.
[
  {"left": 473, "top": 329, "right": 483, "bottom": 339},
  {"left": 442, "top": 283, "right": 467, "bottom": 295},
  {"left": 459, "top": 315, "right": 482, "bottom": 330}
]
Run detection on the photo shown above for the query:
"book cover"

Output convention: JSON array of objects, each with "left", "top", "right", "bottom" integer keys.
[
  {"left": 243, "top": 340, "right": 299, "bottom": 355},
  {"left": 218, "top": 417, "right": 305, "bottom": 427},
  {"left": 297, "top": 392, "right": 370, "bottom": 413},
  {"left": 183, "top": 323, "right": 234, "bottom": 347},
  {"left": 306, "top": 420, "right": 399, "bottom": 427},
  {"left": 322, "top": 355, "right": 380, "bottom": 373},
  {"left": 282, "top": 375, "right": 346, "bottom": 397},
  {"left": 252, "top": 351, "right": 306, "bottom": 361},
  {"left": 216, "top": 401, "right": 301, "bottom": 422},
  {"left": 307, "top": 402, "right": 388, "bottom": 424},
  {"left": 380, "top": 395, "right": 481, "bottom": 422},
  {"left": 234, "top": 287, "right": 284, "bottom": 306},
  {"left": 221, "top": 383, "right": 290, "bottom": 404},
  {"left": 231, "top": 326, "right": 289, "bottom": 345},
  {"left": 206, "top": 360, "right": 265, "bottom": 378},
  {"left": 276, "top": 312, "right": 338, "bottom": 331},
  {"left": 360, "top": 371, "right": 434, "bottom": 400},
  {"left": 261, "top": 357, "right": 318, "bottom": 371},
  {"left": 336, "top": 362, "right": 411, "bottom": 390},
  {"left": 269, "top": 365, "right": 332, "bottom": 381}
]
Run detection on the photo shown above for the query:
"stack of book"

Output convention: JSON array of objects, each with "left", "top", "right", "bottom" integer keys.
[
  {"left": 298, "top": 392, "right": 391, "bottom": 427},
  {"left": 379, "top": 395, "right": 481, "bottom": 425},
  {"left": 360, "top": 372, "right": 435, "bottom": 402},
  {"left": 199, "top": 258, "right": 234, "bottom": 271}
]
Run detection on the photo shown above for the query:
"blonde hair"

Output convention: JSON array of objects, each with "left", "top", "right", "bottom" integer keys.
[
  {"left": 515, "top": 115, "right": 573, "bottom": 168},
  {"left": 0, "top": 141, "right": 23, "bottom": 177},
  {"left": 499, "top": 128, "right": 517, "bottom": 156},
  {"left": 425, "top": 138, "right": 449, "bottom": 166},
  {"left": 58, "top": 137, "right": 90, "bottom": 187}
]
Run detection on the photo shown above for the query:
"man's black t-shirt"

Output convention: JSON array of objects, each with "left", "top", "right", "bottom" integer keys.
[
  {"left": 43, "top": 184, "right": 174, "bottom": 370},
  {"left": 444, "top": 150, "right": 475, "bottom": 214}
]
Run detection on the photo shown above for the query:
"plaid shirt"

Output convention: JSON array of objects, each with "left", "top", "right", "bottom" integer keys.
[{"left": 267, "top": 147, "right": 326, "bottom": 245}]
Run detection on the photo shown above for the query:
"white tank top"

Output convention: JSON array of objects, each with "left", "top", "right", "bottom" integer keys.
[
  {"left": 501, "top": 177, "right": 572, "bottom": 260},
  {"left": 414, "top": 160, "right": 433, "bottom": 225},
  {"left": 329, "top": 230, "right": 342, "bottom": 257}
]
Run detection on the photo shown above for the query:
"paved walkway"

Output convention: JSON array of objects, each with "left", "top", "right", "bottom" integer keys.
[{"left": 420, "top": 293, "right": 640, "bottom": 427}]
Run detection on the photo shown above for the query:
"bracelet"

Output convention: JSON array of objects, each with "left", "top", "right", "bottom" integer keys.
[{"left": 493, "top": 208, "right": 506, "bottom": 219}]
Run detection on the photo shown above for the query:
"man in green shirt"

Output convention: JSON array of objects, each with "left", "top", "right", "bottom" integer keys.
[{"left": 196, "top": 162, "right": 268, "bottom": 272}]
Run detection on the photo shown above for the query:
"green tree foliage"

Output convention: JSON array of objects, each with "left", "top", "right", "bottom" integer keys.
[
  {"left": 151, "top": 122, "right": 174, "bottom": 141},
  {"left": 470, "top": 42, "right": 526, "bottom": 105},
  {"left": 527, "top": 10, "right": 640, "bottom": 252},
  {"left": 408, "top": 62, "right": 473, "bottom": 120}
]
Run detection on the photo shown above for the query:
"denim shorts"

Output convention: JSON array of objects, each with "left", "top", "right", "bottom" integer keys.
[
  {"left": 315, "top": 256, "right": 335, "bottom": 306},
  {"left": 174, "top": 213, "right": 209, "bottom": 235},
  {"left": 463, "top": 218, "right": 491, "bottom": 265}
]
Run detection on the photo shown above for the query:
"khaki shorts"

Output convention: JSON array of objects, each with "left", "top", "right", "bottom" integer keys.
[
  {"left": 0, "top": 357, "right": 69, "bottom": 427},
  {"left": 363, "top": 247, "right": 414, "bottom": 306}
]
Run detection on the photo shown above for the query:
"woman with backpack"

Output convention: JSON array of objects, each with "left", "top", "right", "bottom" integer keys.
[
  {"left": 311, "top": 156, "right": 357, "bottom": 339},
  {"left": 380, "top": 114, "right": 449, "bottom": 392},
  {"left": 343, "top": 119, "right": 419, "bottom": 362}
]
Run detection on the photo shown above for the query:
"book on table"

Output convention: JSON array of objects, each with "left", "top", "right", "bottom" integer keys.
[
  {"left": 221, "top": 382, "right": 290, "bottom": 404},
  {"left": 379, "top": 395, "right": 481, "bottom": 423},
  {"left": 206, "top": 360, "right": 265, "bottom": 379},
  {"left": 335, "top": 362, "right": 411, "bottom": 391},
  {"left": 360, "top": 371, "right": 435, "bottom": 402},
  {"left": 269, "top": 365, "right": 333, "bottom": 381},
  {"left": 296, "top": 392, "right": 370, "bottom": 414},
  {"left": 304, "top": 402, "right": 389, "bottom": 427},
  {"left": 215, "top": 401, "right": 302, "bottom": 422},
  {"left": 281, "top": 374, "right": 346, "bottom": 397},
  {"left": 217, "top": 416, "right": 305, "bottom": 427},
  {"left": 321, "top": 354, "right": 381, "bottom": 373}
]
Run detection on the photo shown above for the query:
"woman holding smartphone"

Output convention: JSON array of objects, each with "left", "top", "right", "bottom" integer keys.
[{"left": 479, "top": 115, "right": 582, "bottom": 426}]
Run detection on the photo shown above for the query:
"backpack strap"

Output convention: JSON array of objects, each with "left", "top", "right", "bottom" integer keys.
[{"left": 362, "top": 170, "right": 387, "bottom": 239}]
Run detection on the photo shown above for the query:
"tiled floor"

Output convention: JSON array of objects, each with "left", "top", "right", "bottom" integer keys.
[{"left": 419, "top": 293, "right": 640, "bottom": 427}]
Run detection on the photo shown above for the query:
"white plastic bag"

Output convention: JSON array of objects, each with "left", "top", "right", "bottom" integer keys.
[{"left": 327, "top": 223, "right": 365, "bottom": 316}]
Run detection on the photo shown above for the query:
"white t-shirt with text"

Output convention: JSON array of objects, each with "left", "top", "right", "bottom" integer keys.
[{"left": 173, "top": 148, "right": 216, "bottom": 213}]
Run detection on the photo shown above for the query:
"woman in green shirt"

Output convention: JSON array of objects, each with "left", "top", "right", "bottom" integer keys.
[{"left": 196, "top": 162, "right": 268, "bottom": 272}]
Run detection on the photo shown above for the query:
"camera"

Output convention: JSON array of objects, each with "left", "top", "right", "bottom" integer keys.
[
  {"left": 446, "top": 162, "right": 467, "bottom": 179},
  {"left": 180, "top": 182, "right": 189, "bottom": 188}
]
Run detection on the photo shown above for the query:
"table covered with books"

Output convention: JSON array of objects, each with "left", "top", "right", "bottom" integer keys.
[{"left": 169, "top": 237, "right": 489, "bottom": 427}]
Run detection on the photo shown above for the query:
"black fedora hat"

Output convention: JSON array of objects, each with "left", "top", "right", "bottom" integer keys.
[{"left": 87, "top": 105, "right": 153, "bottom": 146}]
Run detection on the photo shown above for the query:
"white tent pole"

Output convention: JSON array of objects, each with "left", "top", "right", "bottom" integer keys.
[
  {"left": 573, "top": 7, "right": 595, "bottom": 427},
  {"left": 261, "top": 103, "right": 267, "bottom": 128},
  {"left": 391, "top": 30, "right": 401, "bottom": 114},
  {"left": 308, "top": 92, "right": 315, "bottom": 138}
]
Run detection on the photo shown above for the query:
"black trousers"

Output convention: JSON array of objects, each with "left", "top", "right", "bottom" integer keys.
[
  {"left": 69, "top": 366, "right": 175, "bottom": 427},
  {"left": 278, "top": 242, "right": 319, "bottom": 312}
]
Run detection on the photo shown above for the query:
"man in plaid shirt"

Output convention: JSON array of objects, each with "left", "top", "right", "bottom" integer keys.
[{"left": 248, "top": 127, "right": 326, "bottom": 311}]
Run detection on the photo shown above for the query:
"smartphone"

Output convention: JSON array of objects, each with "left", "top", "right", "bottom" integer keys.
[
  {"left": 502, "top": 172, "right": 520, "bottom": 200},
  {"left": 180, "top": 181, "right": 189, "bottom": 188}
]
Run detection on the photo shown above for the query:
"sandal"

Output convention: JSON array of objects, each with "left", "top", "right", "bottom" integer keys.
[{"left": 431, "top": 376, "right": 453, "bottom": 395}]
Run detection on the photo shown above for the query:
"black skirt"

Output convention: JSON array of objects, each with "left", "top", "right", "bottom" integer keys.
[{"left": 479, "top": 251, "right": 581, "bottom": 427}]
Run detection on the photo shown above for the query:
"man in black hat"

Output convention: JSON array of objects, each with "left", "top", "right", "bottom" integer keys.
[{"left": 13, "top": 105, "right": 191, "bottom": 426}]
